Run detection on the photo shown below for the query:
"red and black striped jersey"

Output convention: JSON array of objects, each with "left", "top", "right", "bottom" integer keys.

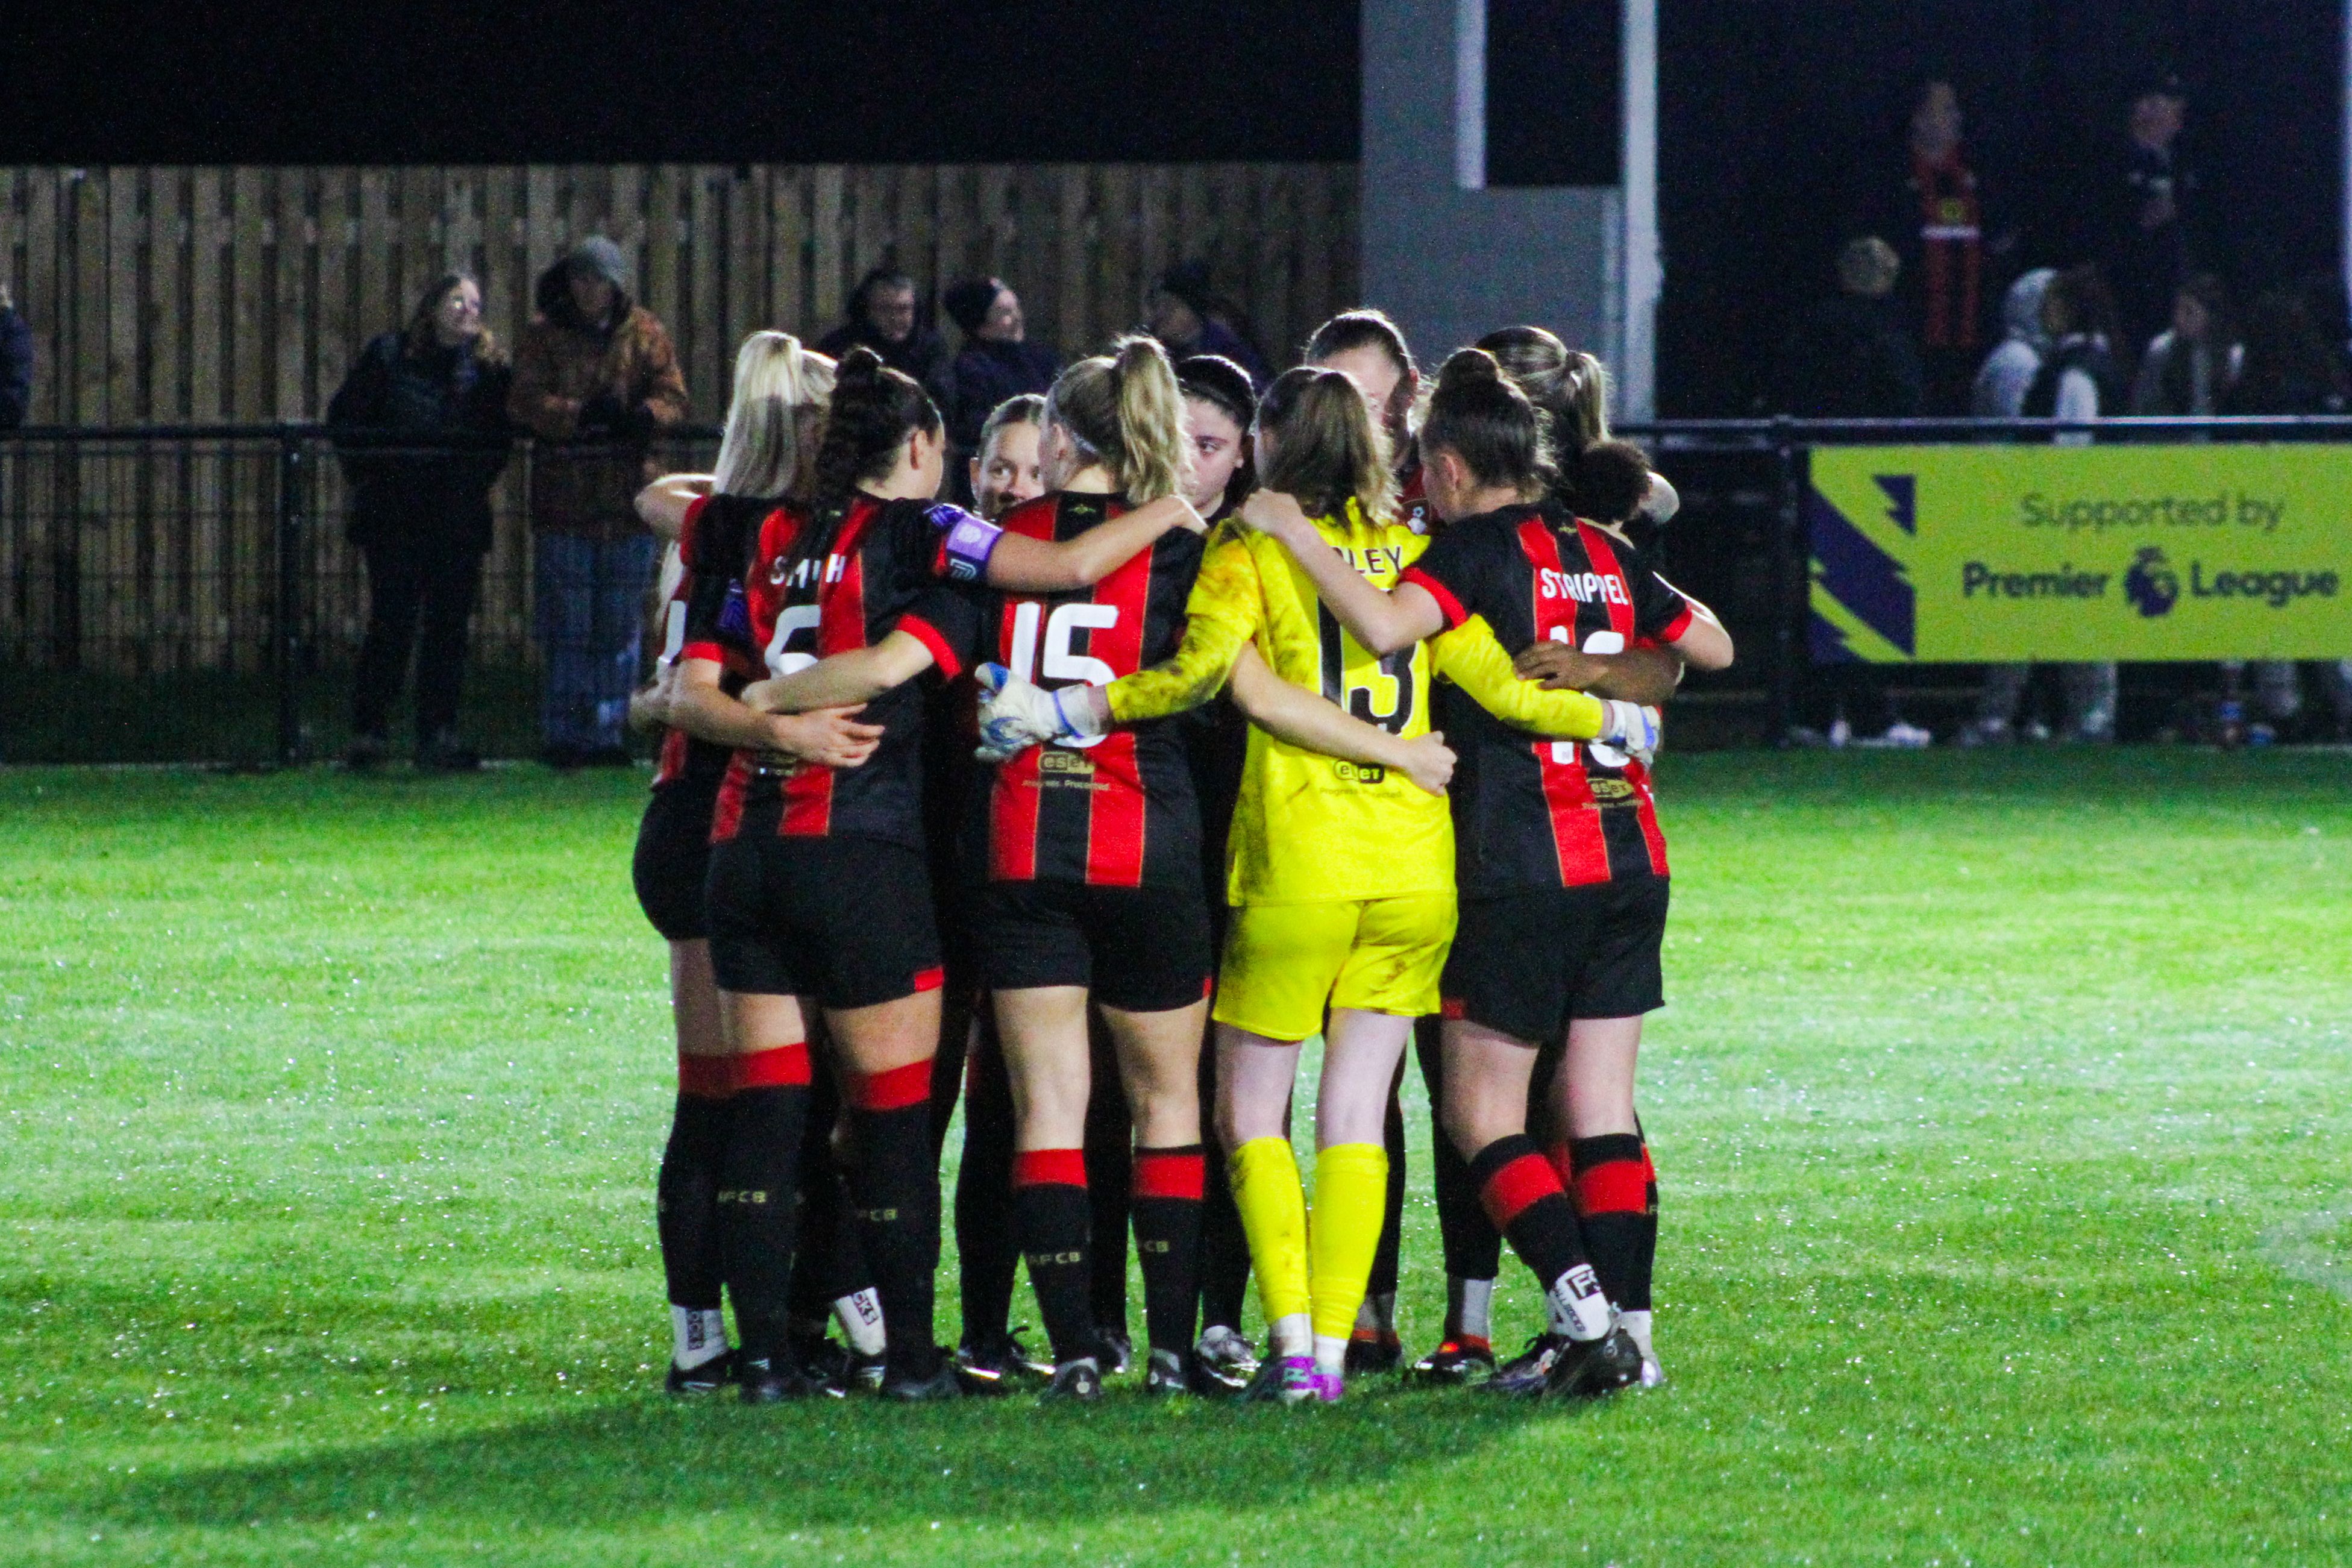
[
  {"left": 960, "top": 491, "right": 1206, "bottom": 889},
  {"left": 653, "top": 492, "right": 771, "bottom": 790},
  {"left": 698, "top": 493, "right": 981, "bottom": 850},
  {"left": 1402, "top": 501, "right": 1696, "bottom": 892},
  {"left": 1396, "top": 456, "right": 1434, "bottom": 535}
]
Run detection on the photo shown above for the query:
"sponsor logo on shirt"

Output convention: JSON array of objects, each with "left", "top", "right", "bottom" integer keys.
[{"left": 1539, "top": 567, "right": 1632, "bottom": 607}]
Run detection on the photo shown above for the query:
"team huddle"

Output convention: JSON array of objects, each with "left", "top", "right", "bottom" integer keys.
[{"left": 626, "top": 307, "right": 1733, "bottom": 1406}]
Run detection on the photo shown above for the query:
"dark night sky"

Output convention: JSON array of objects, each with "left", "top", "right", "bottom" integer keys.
[{"left": 4, "top": 2, "right": 1362, "bottom": 164}]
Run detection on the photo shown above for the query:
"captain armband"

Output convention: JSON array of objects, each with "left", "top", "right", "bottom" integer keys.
[{"left": 928, "top": 504, "right": 1003, "bottom": 583}]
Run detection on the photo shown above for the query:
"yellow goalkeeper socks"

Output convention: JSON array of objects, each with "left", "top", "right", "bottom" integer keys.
[
  {"left": 1308, "top": 1141, "right": 1390, "bottom": 1373},
  {"left": 1229, "top": 1137, "right": 1311, "bottom": 1355}
]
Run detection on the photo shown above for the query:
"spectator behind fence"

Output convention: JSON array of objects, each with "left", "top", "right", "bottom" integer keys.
[
  {"left": 1777, "top": 245, "right": 1925, "bottom": 745},
  {"left": 2131, "top": 274, "right": 2239, "bottom": 417},
  {"left": 938, "top": 276, "right": 1059, "bottom": 458},
  {"left": 1872, "top": 80, "right": 2008, "bottom": 412},
  {"left": 2103, "top": 72, "right": 2200, "bottom": 354},
  {"left": 1967, "top": 266, "right": 2122, "bottom": 745},
  {"left": 1779, "top": 236, "right": 1925, "bottom": 418},
  {"left": 508, "top": 236, "right": 689, "bottom": 768},
  {"left": 0, "top": 282, "right": 31, "bottom": 430},
  {"left": 1146, "top": 261, "right": 1270, "bottom": 389},
  {"left": 818, "top": 267, "right": 948, "bottom": 387},
  {"left": 1971, "top": 268, "right": 2055, "bottom": 420},
  {"left": 327, "top": 274, "right": 515, "bottom": 773},
  {"left": 2213, "top": 290, "right": 2352, "bottom": 741}
]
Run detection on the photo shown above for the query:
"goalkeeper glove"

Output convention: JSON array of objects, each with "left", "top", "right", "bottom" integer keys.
[
  {"left": 974, "top": 663, "right": 1105, "bottom": 761},
  {"left": 1596, "top": 699, "right": 1663, "bottom": 765}
]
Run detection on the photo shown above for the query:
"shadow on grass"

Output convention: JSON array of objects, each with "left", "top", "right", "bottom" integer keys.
[{"left": 75, "top": 1387, "right": 1561, "bottom": 1532}]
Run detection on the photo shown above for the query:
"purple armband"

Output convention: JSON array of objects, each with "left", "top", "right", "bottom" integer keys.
[{"left": 930, "top": 504, "right": 1003, "bottom": 583}]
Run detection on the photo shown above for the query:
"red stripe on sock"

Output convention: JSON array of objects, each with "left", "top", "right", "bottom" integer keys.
[
  {"left": 677, "top": 1053, "right": 736, "bottom": 1099},
  {"left": 1573, "top": 1159, "right": 1651, "bottom": 1215},
  {"left": 1643, "top": 1144, "right": 1658, "bottom": 1184},
  {"left": 1544, "top": 1141, "right": 1575, "bottom": 1187},
  {"left": 848, "top": 1057, "right": 933, "bottom": 1111},
  {"left": 737, "top": 1044, "right": 812, "bottom": 1090},
  {"left": 1133, "top": 1149, "right": 1205, "bottom": 1200},
  {"left": 1012, "top": 1147, "right": 1087, "bottom": 1188},
  {"left": 1478, "top": 1152, "right": 1563, "bottom": 1230}
]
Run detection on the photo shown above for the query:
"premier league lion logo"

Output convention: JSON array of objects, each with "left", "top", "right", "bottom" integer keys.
[{"left": 2124, "top": 546, "right": 2178, "bottom": 618}]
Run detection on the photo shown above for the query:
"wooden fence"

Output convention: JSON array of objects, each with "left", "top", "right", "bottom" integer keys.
[
  {"left": 0, "top": 163, "right": 1357, "bottom": 685},
  {"left": 0, "top": 163, "right": 1359, "bottom": 427}
]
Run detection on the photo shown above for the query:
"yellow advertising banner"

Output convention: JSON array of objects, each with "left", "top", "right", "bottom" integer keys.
[{"left": 1807, "top": 445, "right": 2352, "bottom": 662}]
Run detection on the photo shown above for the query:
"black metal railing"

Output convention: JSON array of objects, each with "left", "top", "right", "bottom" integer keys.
[{"left": 5, "top": 416, "right": 2350, "bottom": 764}]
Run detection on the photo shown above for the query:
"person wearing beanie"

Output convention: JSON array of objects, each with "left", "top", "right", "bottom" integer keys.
[
  {"left": 1146, "top": 261, "right": 1270, "bottom": 389},
  {"left": 938, "top": 275, "right": 1060, "bottom": 458},
  {"left": 508, "top": 235, "right": 690, "bottom": 767}
]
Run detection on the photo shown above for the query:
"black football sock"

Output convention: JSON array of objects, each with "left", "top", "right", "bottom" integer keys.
[
  {"left": 1131, "top": 1145, "right": 1206, "bottom": 1357},
  {"left": 1635, "top": 1135, "right": 1659, "bottom": 1314},
  {"left": 847, "top": 1058, "right": 944, "bottom": 1382},
  {"left": 1197, "top": 1040, "right": 1250, "bottom": 1334},
  {"left": 1084, "top": 1023, "right": 1134, "bottom": 1335},
  {"left": 1467, "top": 1133, "right": 1608, "bottom": 1341},
  {"left": 928, "top": 993, "right": 974, "bottom": 1164},
  {"left": 716, "top": 1045, "right": 812, "bottom": 1364},
  {"left": 659, "top": 1056, "right": 732, "bottom": 1313},
  {"left": 1013, "top": 1148, "right": 1097, "bottom": 1364},
  {"left": 1567, "top": 1133, "right": 1649, "bottom": 1312},
  {"left": 1417, "top": 1020, "right": 1500, "bottom": 1337},
  {"left": 659, "top": 1056, "right": 733, "bottom": 1367},
  {"left": 955, "top": 1018, "right": 1021, "bottom": 1346},
  {"left": 787, "top": 1086, "right": 868, "bottom": 1318}
]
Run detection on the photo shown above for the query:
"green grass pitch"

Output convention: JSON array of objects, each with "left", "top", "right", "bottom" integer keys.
[{"left": 4, "top": 751, "right": 2350, "bottom": 1566}]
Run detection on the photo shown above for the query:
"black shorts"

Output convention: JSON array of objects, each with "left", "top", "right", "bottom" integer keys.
[
  {"left": 974, "top": 879, "right": 1212, "bottom": 1014},
  {"left": 1441, "top": 875, "right": 1669, "bottom": 1044},
  {"left": 705, "top": 834, "right": 945, "bottom": 1010},
  {"left": 632, "top": 775, "right": 724, "bottom": 941}
]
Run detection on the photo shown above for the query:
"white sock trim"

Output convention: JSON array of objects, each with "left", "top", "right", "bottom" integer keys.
[
  {"left": 671, "top": 1305, "right": 729, "bottom": 1369},
  {"left": 835, "top": 1288, "right": 885, "bottom": 1355},
  {"left": 1312, "top": 1334, "right": 1349, "bottom": 1375},
  {"left": 1544, "top": 1263, "right": 1614, "bottom": 1341},
  {"left": 1458, "top": 1277, "right": 1495, "bottom": 1342},
  {"left": 1269, "top": 1311, "right": 1312, "bottom": 1359}
]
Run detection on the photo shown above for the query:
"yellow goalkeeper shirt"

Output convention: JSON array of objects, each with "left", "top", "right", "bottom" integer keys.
[{"left": 1106, "top": 503, "right": 1607, "bottom": 906}]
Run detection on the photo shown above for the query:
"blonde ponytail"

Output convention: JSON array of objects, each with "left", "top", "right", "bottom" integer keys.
[
  {"left": 712, "top": 331, "right": 835, "bottom": 499},
  {"left": 1042, "top": 333, "right": 1190, "bottom": 504},
  {"left": 1108, "top": 334, "right": 1187, "bottom": 503}
]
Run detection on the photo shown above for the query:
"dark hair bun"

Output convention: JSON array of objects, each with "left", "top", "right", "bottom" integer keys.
[
  {"left": 836, "top": 344, "right": 885, "bottom": 383},
  {"left": 1436, "top": 347, "right": 1507, "bottom": 394},
  {"left": 1573, "top": 439, "right": 1653, "bottom": 524}
]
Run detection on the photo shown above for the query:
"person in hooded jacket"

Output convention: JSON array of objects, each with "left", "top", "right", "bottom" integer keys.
[
  {"left": 1964, "top": 266, "right": 2122, "bottom": 745},
  {"left": 508, "top": 236, "right": 691, "bottom": 766},
  {"left": 1970, "top": 268, "right": 2054, "bottom": 423},
  {"left": 938, "top": 277, "right": 1061, "bottom": 462},
  {"left": 328, "top": 272, "right": 515, "bottom": 771},
  {"left": 1146, "top": 261, "right": 1271, "bottom": 390}
]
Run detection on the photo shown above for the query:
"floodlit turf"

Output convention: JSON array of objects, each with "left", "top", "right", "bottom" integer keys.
[{"left": 3, "top": 751, "right": 2350, "bottom": 1566}]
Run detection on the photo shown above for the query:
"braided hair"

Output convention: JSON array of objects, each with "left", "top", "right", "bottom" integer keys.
[{"left": 779, "top": 345, "right": 941, "bottom": 590}]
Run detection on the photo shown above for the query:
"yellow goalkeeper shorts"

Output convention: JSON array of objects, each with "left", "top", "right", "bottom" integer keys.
[{"left": 1211, "top": 892, "right": 1458, "bottom": 1043}]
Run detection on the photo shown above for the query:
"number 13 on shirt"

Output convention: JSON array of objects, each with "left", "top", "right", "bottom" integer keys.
[{"left": 1316, "top": 603, "right": 1418, "bottom": 736}]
